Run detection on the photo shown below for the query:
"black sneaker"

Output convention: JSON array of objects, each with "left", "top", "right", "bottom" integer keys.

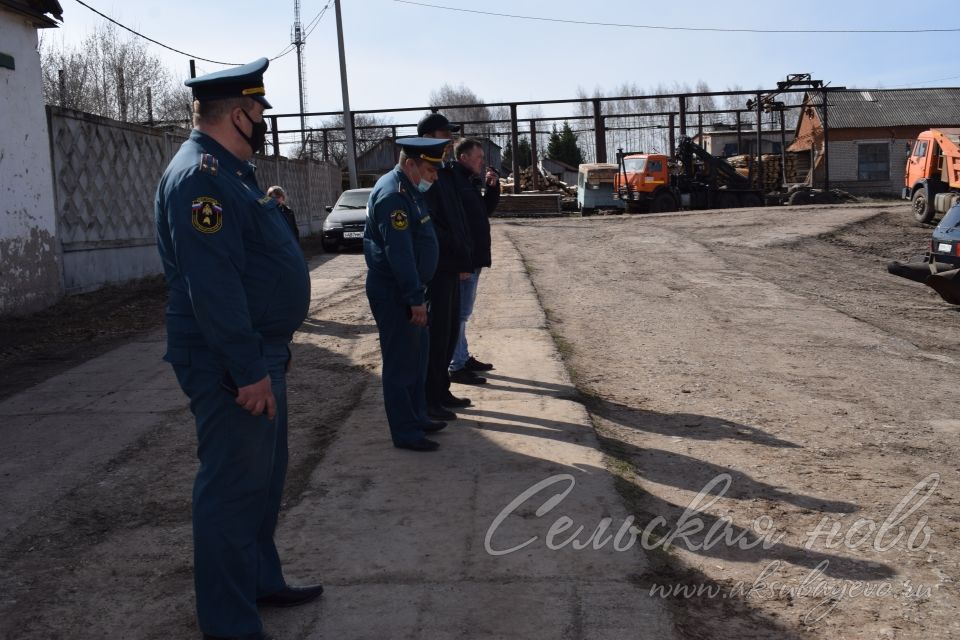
[
  {"left": 427, "top": 405, "right": 457, "bottom": 420},
  {"left": 257, "top": 584, "right": 324, "bottom": 608},
  {"left": 449, "top": 369, "right": 487, "bottom": 385},
  {"left": 441, "top": 393, "right": 472, "bottom": 408},
  {"left": 394, "top": 438, "right": 440, "bottom": 452},
  {"left": 465, "top": 356, "right": 494, "bottom": 372},
  {"left": 422, "top": 420, "right": 447, "bottom": 433}
]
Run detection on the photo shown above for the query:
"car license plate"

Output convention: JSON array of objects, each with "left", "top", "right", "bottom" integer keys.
[
  {"left": 343, "top": 231, "right": 363, "bottom": 239},
  {"left": 938, "top": 242, "right": 952, "bottom": 253}
]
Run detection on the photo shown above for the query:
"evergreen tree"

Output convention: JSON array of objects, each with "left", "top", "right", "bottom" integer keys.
[
  {"left": 517, "top": 136, "right": 532, "bottom": 169},
  {"left": 546, "top": 121, "right": 585, "bottom": 167},
  {"left": 502, "top": 137, "right": 533, "bottom": 171}
]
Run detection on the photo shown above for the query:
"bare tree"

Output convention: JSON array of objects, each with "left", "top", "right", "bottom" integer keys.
[
  {"left": 428, "top": 83, "right": 496, "bottom": 136},
  {"left": 40, "top": 25, "right": 192, "bottom": 124},
  {"left": 307, "top": 113, "right": 394, "bottom": 167}
]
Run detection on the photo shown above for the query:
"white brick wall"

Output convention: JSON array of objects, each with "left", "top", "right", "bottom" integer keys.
[{"left": 827, "top": 138, "right": 911, "bottom": 195}]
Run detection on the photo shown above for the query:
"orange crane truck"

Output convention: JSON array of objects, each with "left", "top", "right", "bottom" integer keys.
[
  {"left": 904, "top": 128, "right": 960, "bottom": 223},
  {"left": 614, "top": 136, "right": 765, "bottom": 213}
]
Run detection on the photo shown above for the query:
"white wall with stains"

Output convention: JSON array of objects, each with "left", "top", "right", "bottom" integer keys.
[{"left": 0, "top": 9, "right": 62, "bottom": 315}]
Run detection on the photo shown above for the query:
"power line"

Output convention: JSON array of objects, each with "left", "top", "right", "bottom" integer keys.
[
  {"left": 393, "top": 0, "right": 960, "bottom": 34},
  {"left": 72, "top": 0, "right": 242, "bottom": 65},
  {"left": 270, "top": 43, "right": 297, "bottom": 61},
  {"left": 71, "top": 0, "right": 304, "bottom": 65},
  {"left": 886, "top": 74, "right": 960, "bottom": 88},
  {"left": 304, "top": 1, "right": 333, "bottom": 37}
]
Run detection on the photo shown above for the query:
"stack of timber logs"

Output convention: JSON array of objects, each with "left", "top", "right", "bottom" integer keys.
[
  {"left": 500, "top": 165, "right": 576, "bottom": 196},
  {"left": 727, "top": 153, "right": 799, "bottom": 190}
]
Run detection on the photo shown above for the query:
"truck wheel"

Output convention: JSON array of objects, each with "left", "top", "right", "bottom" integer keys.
[
  {"left": 912, "top": 189, "right": 935, "bottom": 224},
  {"left": 580, "top": 206, "right": 594, "bottom": 216},
  {"left": 651, "top": 192, "right": 677, "bottom": 213},
  {"left": 788, "top": 190, "right": 814, "bottom": 206},
  {"left": 741, "top": 193, "right": 763, "bottom": 208}
]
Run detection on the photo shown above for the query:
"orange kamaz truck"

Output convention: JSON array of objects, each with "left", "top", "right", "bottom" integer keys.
[
  {"left": 904, "top": 128, "right": 960, "bottom": 223},
  {"left": 614, "top": 136, "right": 764, "bottom": 213}
]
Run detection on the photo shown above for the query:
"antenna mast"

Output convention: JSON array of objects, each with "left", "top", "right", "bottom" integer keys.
[{"left": 292, "top": 0, "right": 308, "bottom": 151}]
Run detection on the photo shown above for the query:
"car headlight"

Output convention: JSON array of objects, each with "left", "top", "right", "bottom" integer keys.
[{"left": 323, "top": 220, "right": 343, "bottom": 231}]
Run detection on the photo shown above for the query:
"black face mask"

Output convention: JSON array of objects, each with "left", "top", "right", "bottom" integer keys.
[{"left": 234, "top": 108, "right": 267, "bottom": 154}]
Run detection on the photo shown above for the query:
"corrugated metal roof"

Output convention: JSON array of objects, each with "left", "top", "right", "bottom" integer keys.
[
  {"left": 806, "top": 88, "right": 960, "bottom": 129},
  {"left": 0, "top": 0, "right": 62, "bottom": 26}
]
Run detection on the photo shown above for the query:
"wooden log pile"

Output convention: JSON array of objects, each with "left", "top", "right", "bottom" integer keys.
[
  {"left": 727, "top": 154, "right": 799, "bottom": 191},
  {"left": 500, "top": 165, "right": 576, "bottom": 196}
]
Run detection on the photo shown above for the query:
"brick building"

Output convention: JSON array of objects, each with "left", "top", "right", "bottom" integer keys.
[{"left": 788, "top": 88, "right": 960, "bottom": 195}]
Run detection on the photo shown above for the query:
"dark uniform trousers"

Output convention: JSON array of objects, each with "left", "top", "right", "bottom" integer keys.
[
  {"left": 425, "top": 271, "right": 461, "bottom": 405},
  {"left": 367, "top": 275, "right": 430, "bottom": 444},
  {"left": 169, "top": 342, "right": 290, "bottom": 636}
]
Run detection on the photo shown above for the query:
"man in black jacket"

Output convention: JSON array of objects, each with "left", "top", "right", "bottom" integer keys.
[
  {"left": 418, "top": 113, "right": 477, "bottom": 418},
  {"left": 449, "top": 137, "right": 500, "bottom": 382}
]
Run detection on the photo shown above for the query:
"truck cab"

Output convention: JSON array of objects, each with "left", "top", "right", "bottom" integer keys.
[
  {"left": 903, "top": 128, "right": 960, "bottom": 223},
  {"left": 614, "top": 153, "right": 675, "bottom": 212},
  {"left": 614, "top": 154, "right": 669, "bottom": 196}
]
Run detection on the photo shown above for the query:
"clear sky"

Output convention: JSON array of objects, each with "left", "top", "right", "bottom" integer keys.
[{"left": 42, "top": 0, "right": 960, "bottom": 127}]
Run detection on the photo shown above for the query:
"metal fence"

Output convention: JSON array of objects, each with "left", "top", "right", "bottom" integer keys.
[
  {"left": 47, "top": 106, "right": 340, "bottom": 293},
  {"left": 260, "top": 76, "right": 826, "bottom": 191}
]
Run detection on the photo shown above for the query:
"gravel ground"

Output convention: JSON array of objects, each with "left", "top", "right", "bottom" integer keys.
[
  {"left": 4, "top": 204, "right": 959, "bottom": 639},
  {"left": 504, "top": 203, "right": 959, "bottom": 639}
]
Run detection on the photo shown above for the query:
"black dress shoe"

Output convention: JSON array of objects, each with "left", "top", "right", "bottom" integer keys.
[
  {"left": 257, "top": 584, "right": 324, "bottom": 608},
  {"left": 422, "top": 420, "right": 447, "bottom": 433},
  {"left": 465, "top": 356, "right": 494, "bottom": 371},
  {"left": 394, "top": 438, "right": 440, "bottom": 451},
  {"left": 449, "top": 369, "right": 487, "bottom": 385},
  {"left": 440, "top": 393, "right": 471, "bottom": 408},
  {"left": 427, "top": 405, "right": 457, "bottom": 420},
  {"left": 203, "top": 632, "right": 274, "bottom": 640}
]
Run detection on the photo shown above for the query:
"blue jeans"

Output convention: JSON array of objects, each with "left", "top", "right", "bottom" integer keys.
[{"left": 450, "top": 268, "right": 480, "bottom": 371}]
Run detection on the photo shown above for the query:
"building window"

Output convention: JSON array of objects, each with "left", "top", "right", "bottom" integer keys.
[{"left": 858, "top": 143, "right": 889, "bottom": 181}]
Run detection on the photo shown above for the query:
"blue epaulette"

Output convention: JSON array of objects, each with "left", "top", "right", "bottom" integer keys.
[{"left": 199, "top": 153, "right": 219, "bottom": 176}]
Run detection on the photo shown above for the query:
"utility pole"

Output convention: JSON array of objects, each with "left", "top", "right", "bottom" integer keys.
[
  {"left": 292, "top": 0, "right": 307, "bottom": 150},
  {"left": 335, "top": 0, "right": 358, "bottom": 188}
]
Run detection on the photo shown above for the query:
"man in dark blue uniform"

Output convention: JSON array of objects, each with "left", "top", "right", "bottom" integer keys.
[
  {"left": 364, "top": 137, "right": 447, "bottom": 452},
  {"left": 155, "top": 58, "right": 321, "bottom": 640}
]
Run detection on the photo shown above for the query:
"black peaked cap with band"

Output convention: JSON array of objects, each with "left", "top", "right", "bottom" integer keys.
[
  {"left": 416, "top": 113, "right": 460, "bottom": 136},
  {"left": 396, "top": 137, "right": 449, "bottom": 166},
  {"left": 185, "top": 57, "right": 272, "bottom": 109}
]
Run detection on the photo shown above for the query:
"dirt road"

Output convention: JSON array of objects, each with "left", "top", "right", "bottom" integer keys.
[
  {"left": 505, "top": 203, "right": 959, "bottom": 639},
  {"left": 2, "top": 202, "right": 957, "bottom": 639},
  {"left": 0, "top": 253, "right": 375, "bottom": 639}
]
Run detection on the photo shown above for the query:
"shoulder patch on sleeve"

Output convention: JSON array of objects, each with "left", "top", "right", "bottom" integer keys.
[
  {"left": 198, "top": 153, "right": 219, "bottom": 176},
  {"left": 191, "top": 197, "right": 223, "bottom": 233},
  {"left": 390, "top": 210, "right": 409, "bottom": 231}
]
